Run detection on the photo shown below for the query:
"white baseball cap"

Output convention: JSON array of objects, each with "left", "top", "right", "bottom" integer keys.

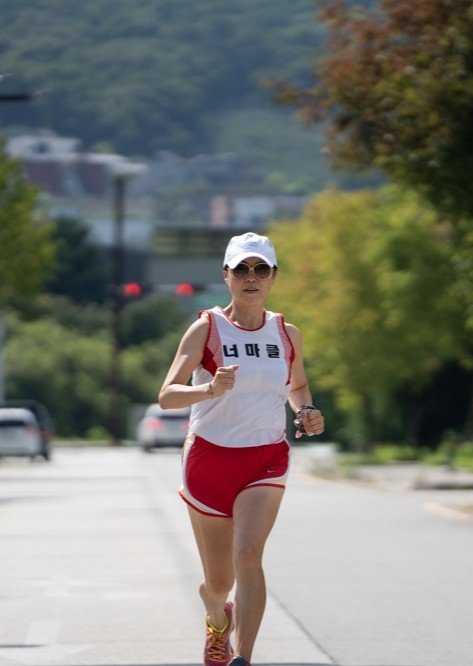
[{"left": 223, "top": 232, "right": 277, "bottom": 269}]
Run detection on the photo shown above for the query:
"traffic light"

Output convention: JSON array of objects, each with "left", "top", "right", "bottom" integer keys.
[
  {"left": 121, "top": 281, "right": 145, "bottom": 298},
  {"left": 174, "top": 282, "right": 195, "bottom": 297},
  {"left": 109, "top": 282, "right": 152, "bottom": 302}
]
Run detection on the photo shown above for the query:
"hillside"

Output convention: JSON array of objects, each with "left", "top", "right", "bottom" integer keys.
[{"left": 0, "top": 0, "right": 377, "bottom": 190}]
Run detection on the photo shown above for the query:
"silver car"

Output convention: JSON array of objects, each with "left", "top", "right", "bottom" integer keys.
[
  {"left": 137, "top": 404, "right": 190, "bottom": 451},
  {"left": 0, "top": 407, "right": 43, "bottom": 459}
]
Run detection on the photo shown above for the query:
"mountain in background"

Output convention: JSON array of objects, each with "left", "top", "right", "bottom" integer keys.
[{"left": 0, "top": 0, "right": 378, "bottom": 192}]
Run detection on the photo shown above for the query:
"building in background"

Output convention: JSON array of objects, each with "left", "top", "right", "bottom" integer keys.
[{"left": 5, "top": 128, "right": 306, "bottom": 290}]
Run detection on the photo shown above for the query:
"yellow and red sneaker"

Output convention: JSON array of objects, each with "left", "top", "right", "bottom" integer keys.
[{"left": 203, "top": 601, "right": 234, "bottom": 666}]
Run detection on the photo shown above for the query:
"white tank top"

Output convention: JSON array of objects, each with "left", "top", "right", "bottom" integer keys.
[{"left": 189, "top": 306, "right": 294, "bottom": 447}]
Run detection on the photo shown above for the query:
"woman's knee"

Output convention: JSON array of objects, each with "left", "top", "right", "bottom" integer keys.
[{"left": 233, "top": 542, "right": 264, "bottom": 573}]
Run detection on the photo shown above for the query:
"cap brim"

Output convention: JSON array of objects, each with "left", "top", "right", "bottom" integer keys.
[{"left": 225, "top": 252, "right": 275, "bottom": 269}]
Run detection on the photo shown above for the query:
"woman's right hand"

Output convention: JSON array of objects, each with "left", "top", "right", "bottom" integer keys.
[{"left": 209, "top": 364, "right": 239, "bottom": 397}]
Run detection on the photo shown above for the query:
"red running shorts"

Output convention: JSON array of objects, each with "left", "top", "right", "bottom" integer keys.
[{"left": 179, "top": 434, "right": 290, "bottom": 518}]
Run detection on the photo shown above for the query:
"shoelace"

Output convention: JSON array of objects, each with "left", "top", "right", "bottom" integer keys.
[{"left": 206, "top": 625, "right": 229, "bottom": 661}]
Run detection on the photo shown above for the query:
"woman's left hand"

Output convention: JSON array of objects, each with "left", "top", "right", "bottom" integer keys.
[{"left": 296, "top": 406, "right": 325, "bottom": 438}]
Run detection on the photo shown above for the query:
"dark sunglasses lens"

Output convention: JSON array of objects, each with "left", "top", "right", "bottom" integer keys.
[
  {"left": 231, "top": 263, "right": 272, "bottom": 279},
  {"left": 254, "top": 263, "right": 271, "bottom": 279},
  {"left": 232, "top": 263, "right": 250, "bottom": 279}
]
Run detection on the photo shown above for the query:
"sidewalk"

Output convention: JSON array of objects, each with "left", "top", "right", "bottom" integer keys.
[
  {"left": 300, "top": 445, "right": 473, "bottom": 519},
  {"left": 353, "top": 462, "right": 473, "bottom": 492}
]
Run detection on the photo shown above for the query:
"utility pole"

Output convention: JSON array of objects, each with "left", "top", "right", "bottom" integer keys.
[
  {"left": 107, "top": 161, "right": 146, "bottom": 445},
  {"left": 0, "top": 313, "right": 5, "bottom": 402},
  {"left": 109, "top": 174, "right": 126, "bottom": 444}
]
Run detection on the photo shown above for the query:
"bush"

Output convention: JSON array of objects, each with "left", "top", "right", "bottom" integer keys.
[
  {"left": 455, "top": 442, "right": 473, "bottom": 472},
  {"left": 337, "top": 444, "right": 420, "bottom": 467},
  {"left": 421, "top": 449, "right": 451, "bottom": 466},
  {"left": 86, "top": 425, "right": 111, "bottom": 442},
  {"left": 372, "top": 444, "right": 420, "bottom": 464},
  {"left": 420, "top": 438, "right": 473, "bottom": 471}
]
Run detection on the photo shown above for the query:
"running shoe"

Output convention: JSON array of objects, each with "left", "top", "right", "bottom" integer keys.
[
  {"left": 203, "top": 601, "right": 234, "bottom": 666},
  {"left": 227, "top": 657, "right": 251, "bottom": 666}
]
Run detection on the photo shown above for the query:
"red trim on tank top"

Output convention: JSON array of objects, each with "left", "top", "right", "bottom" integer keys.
[
  {"left": 199, "top": 309, "right": 222, "bottom": 375},
  {"left": 276, "top": 314, "right": 295, "bottom": 385}
]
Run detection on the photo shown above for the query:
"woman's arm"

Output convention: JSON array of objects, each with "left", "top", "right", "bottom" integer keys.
[
  {"left": 158, "top": 316, "right": 239, "bottom": 409},
  {"left": 158, "top": 317, "right": 211, "bottom": 409},
  {"left": 286, "top": 323, "right": 325, "bottom": 436}
]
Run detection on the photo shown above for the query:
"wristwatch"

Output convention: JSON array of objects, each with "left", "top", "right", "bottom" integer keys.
[{"left": 293, "top": 405, "right": 317, "bottom": 437}]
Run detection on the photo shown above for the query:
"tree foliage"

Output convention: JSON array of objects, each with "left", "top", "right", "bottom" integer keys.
[
  {"left": 5, "top": 313, "right": 184, "bottom": 437},
  {"left": 0, "top": 141, "right": 56, "bottom": 307},
  {"left": 46, "top": 217, "right": 109, "bottom": 303},
  {"left": 268, "top": 186, "right": 469, "bottom": 445},
  {"left": 122, "top": 296, "right": 189, "bottom": 347},
  {"left": 17, "top": 292, "right": 190, "bottom": 349},
  {"left": 272, "top": 0, "right": 473, "bottom": 218},
  {"left": 0, "top": 0, "right": 319, "bottom": 156}
]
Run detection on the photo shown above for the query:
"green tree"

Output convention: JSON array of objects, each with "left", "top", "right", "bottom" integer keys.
[
  {"left": 5, "top": 315, "right": 181, "bottom": 437},
  {"left": 5, "top": 317, "right": 111, "bottom": 436},
  {"left": 0, "top": 141, "right": 55, "bottom": 307},
  {"left": 122, "top": 296, "right": 189, "bottom": 347},
  {"left": 272, "top": 0, "right": 473, "bottom": 220},
  {"left": 20, "top": 291, "right": 189, "bottom": 348},
  {"left": 268, "top": 186, "right": 466, "bottom": 446},
  {"left": 46, "top": 217, "right": 109, "bottom": 303},
  {"left": 0, "top": 0, "right": 318, "bottom": 156},
  {"left": 18, "top": 294, "right": 109, "bottom": 336},
  {"left": 270, "top": 0, "right": 473, "bottom": 438}
]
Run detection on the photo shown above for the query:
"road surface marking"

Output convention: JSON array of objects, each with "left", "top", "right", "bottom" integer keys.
[{"left": 424, "top": 501, "right": 472, "bottom": 523}]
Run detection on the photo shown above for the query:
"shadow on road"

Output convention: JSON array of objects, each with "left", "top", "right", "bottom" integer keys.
[
  {"left": 43, "top": 663, "right": 433, "bottom": 666},
  {"left": 0, "top": 654, "right": 324, "bottom": 666}
]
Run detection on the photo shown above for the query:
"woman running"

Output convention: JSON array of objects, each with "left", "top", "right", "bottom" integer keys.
[{"left": 159, "top": 231, "right": 324, "bottom": 666}]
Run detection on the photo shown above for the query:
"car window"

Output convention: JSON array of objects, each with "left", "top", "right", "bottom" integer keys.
[{"left": 0, "top": 419, "right": 32, "bottom": 427}]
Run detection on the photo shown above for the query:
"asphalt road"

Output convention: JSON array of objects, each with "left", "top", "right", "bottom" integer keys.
[{"left": 0, "top": 445, "right": 472, "bottom": 666}]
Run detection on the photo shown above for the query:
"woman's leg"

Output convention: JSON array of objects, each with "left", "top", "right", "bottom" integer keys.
[
  {"left": 188, "top": 507, "right": 235, "bottom": 629},
  {"left": 232, "top": 485, "right": 285, "bottom": 662}
]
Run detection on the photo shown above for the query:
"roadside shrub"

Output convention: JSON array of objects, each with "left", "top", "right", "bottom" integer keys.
[
  {"left": 372, "top": 444, "right": 419, "bottom": 464},
  {"left": 421, "top": 449, "right": 451, "bottom": 466},
  {"left": 455, "top": 442, "right": 473, "bottom": 472},
  {"left": 86, "top": 425, "right": 110, "bottom": 441}
]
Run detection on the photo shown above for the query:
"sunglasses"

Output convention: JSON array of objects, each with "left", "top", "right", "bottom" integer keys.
[{"left": 227, "top": 262, "right": 273, "bottom": 280}]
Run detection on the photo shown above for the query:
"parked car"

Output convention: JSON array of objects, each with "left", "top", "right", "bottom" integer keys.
[
  {"left": 0, "top": 400, "right": 53, "bottom": 460},
  {"left": 0, "top": 407, "right": 44, "bottom": 459},
  {"left": 137, "top": 404, "right": 190, "bottom": 451}
]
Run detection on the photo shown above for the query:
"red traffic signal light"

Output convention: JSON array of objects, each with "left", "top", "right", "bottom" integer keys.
[
  {"left": 175, "top": 282, "right": 195, "bottom": 296},
  {"left": 111, "top": 282, "right": 151, "bottom": 300},
  {"left": 121, "top": 281, "right": 143, "bottom": 298}
]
